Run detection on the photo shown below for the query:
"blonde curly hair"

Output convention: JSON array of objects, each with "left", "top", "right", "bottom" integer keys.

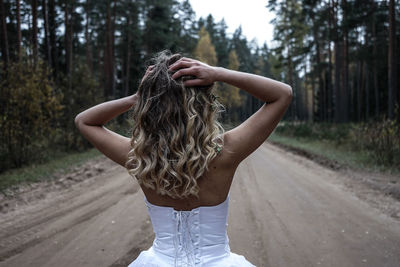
[{"left": 125, "top": 51, "right": 225, "bottom": 199}]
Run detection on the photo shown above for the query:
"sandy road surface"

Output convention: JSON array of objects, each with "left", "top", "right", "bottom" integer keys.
[{"left": 0, "top": 142, "right": 399, "bottom": 267}]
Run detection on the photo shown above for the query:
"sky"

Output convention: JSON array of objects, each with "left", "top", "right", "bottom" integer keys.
[{"left": 188, "top": 0, "right": 275, "bottom": 48}]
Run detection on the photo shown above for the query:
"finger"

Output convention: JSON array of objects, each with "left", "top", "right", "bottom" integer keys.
[
  {"left": 171, "top": 68, "right": 196, "bottom": 80},
  {"left": 183, "top": 79, "right": 204, "bottom": 87},
  {"left": 145, "top": 65, "right": 154, "bottom": 74},
  {"left": 180, "top": 57, "right": 194, "bottom": 62},
  {"left": 169, "top": 60, "right": 193, "bottom": 71}
]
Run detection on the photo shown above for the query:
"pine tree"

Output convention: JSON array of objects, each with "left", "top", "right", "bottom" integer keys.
[{"left": 194, "top": 27, "right": 217, "bottom": 65}]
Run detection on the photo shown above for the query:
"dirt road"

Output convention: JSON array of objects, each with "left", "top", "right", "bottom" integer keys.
[{"left": 0, "top": 142, "right": 399, "bottom": 267}]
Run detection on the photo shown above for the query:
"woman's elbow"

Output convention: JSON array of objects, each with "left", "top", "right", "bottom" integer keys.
[
  {"left": 74, "top": 113, "right": 83, "bottom": 129},
  {"left": 282, "top": 84, "right": 293, "bottom": 102}
]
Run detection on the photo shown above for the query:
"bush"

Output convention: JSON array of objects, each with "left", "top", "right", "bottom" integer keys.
[
  {"left": 0, "top": 59, "right": 103, "bottom": 173},
  {"left": 55, "top": 62, "right": 103, "bottom": 151},
  {"left": 274, "top": 121, "right": 351, "bottom": 144},
  {"left": 274, "top": 119, "right": 400, "bottom": 168},
  {"left": 0, "top": 60, "right": 63, "bottom": 171},
  {"left": 350, "top": 119, "right": 400, "bottom": 166}
]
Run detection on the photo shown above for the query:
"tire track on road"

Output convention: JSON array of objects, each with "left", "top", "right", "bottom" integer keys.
[{"left": 0, "top": 169, "right": 140, "bottom": 263}]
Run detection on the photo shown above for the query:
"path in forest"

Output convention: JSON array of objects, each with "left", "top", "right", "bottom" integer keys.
[{"left": 0, "top": 142, "right": 399, "bottom": 267}]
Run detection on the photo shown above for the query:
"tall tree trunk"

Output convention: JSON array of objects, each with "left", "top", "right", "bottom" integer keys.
[
  {"left": 68, "top": 4, "right": 73, "bottom": 76},
  {"left": 311, "top": 60, "right": 315, "bottom": 122},
  {"left": 111, "top": 0, "right": 117, "bottom": 97},
  {"left": 364, "top": 24, "right": 370, "bottom": 121},
  {"left": 365, "top": 63, "right": 370, "bottom": 121},
  {"left": 327, "top": 0, "right": 334, "bottom": 122},
  {"left": 48, "top": 0, "right": 58, "bottom": 76},
  {"left": 42, "top": 0, "right": 51, "bottom": 67},
  {"left": 388, "top": 0, "right": 397, "bottom": 119},
  {"left": 64, "top": 2, "right": 73, "bottom": 76},
  {"left": 340, "top": 0, "right": 349, "bottom": 122},
  {"left": 335, "top": 42, "right": 342, "bottom": 123},
  {"left": 68, "top": 4, "right": 74, "bottom": 87},
  {"left": 65, "top": 4, "right": 70, "bottom": 74},
  {"left": 64, "top": 1, "right": 73, "bottom": 93},
  {"left": 357, "top": 57, "right": 362, "bottom": 121},
  {"left": 104, "top": 0, "right": 117, "bottom": 97},
  {"left": 288, "top": 49, "right": 295, "bottom": 120},
  {"left": 312, "top": 11, "right": 324, "bottom": 122},
  {"left": 304, "top": 65, "right": 310, "bottom": 121},
  {"left": 0, "top": 0, "right": 9, "bottom": 69},
  {"left": 85, "top": 0, "right": 92, "bottom": 73},
  {"left": 64, "top": 1, "right": 74, "bottom": 130},
  {"left": 327, "top": 62, "right": 332, "bottom": 121},
  {"left": 32, "top": 0, "right": 38, "bottom": 66},
  {"left": 372, "top": 8, "right": 379, "bottom": 118},
  {"left": 16, "top": 0, "right": 21, "bottom": 61},
  {"left": 124, "top": 14, "right": 132, "bottom": 96},
  {"left": 332, "top": 0, "right": 341, "bottom": 123},
  {"left": 104, "top": 0, "right": 112, "bottom": 97},
  {"left": 328, "top": 8, "right": 333, "bottom": 122},
  {"left": 356, "top": 28, "right": 362, "bottom": 122}
]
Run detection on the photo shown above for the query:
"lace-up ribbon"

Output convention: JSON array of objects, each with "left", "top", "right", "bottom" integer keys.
[{"left": 173, "top": 209, "right": 200, "bottom": 267}]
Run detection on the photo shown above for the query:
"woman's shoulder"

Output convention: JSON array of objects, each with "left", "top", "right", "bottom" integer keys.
[{"left": 216, "top": 132, "right": 242, "bottom": 168}]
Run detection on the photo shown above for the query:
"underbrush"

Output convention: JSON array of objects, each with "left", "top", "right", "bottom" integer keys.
[
  {"left": 273, "top": 119, "right": 400, "bottom": 172},
  {"left": 0, "top": 148, "right": 101, "bottom": 193}
]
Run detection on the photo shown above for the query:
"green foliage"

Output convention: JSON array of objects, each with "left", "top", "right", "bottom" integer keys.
[
  {"left": 228, "top": 49, "right": 240, "bottom": 71},
  {"left": 268, "top": 0, "right": 399, "bottom": 122},
  {"left": 0, "top": 149, "right": 101, "bottom": 193},
  {"left": 275, "top": 122, "right": 313, "bottom": 138},
  {"left": 56, "top": 62, "right": 103, "bottom": 151},
  {"left": 0, "top": 0, "right": 284, "bottom": 177},
  {"left": 350, "top": 119, "right": 400, "bottom": 166},
  {"left": 0, "top": 60, "right": 63, "bottom": 171},
  {"left": 217, "top": 50, "right": 242, "bottom": 110},
  {"left": 231, "top": 27, "right": 254, "bottom": 73},
  {"left": 0, "top": 59, "right": 101, "bottom": 173},
  {"left": 275, "top": 121, "right": 351, "bottom": 144},
  {"left": 174, "top": 0, "right": 198, "bottom": 53},
  {"left": 142, "top": 0, "right": 183, "bottom": 54},
  {"left": 274, "top": 120, "right": 400, "bottom": 168},
  {"left": 268, "top": 133, "right": 380, "bottom": 173},
  {"left": 201, "top": 15, "right": 230, "bottom": 68}
]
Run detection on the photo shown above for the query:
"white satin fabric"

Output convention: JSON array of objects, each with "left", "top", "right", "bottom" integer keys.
[{"left": 127, "top": 195, "right": 255, "bottom": 267}]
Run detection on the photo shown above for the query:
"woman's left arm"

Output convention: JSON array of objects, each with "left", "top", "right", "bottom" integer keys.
[{"left": 74, "top": 94, "right": 138, "bottom": 167}]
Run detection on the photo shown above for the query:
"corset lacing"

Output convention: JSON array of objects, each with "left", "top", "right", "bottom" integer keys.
[{"left": 173, "top": 209, "right": 200, "bottom": 267}]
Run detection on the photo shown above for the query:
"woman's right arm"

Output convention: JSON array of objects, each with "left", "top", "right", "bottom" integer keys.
[
  {"left": 216, "top": 67, "right": 292, "bottom": 165},
  {"left": 170, "top": 58, "right": 293, "bottom": 166},
  {"left": 216, "top": 67, "right": 292, "bottom": 104}
]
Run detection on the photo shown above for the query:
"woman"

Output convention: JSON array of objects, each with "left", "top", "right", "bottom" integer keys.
[{"left": 75, "top": 51, "right": 292, "bottom": 266}]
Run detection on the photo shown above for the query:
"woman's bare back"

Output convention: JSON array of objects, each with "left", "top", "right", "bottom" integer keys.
[{"left": 141, "top": 136, "right": 238, "bottom": 210}]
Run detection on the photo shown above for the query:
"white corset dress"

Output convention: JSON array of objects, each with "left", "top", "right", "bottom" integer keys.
[{"left": 127, "top": 195, "right": 255, "bottom": 267}]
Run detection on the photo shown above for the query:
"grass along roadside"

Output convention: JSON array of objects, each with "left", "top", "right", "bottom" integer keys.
[
  {"left": 0, "top": 148, "right": 102, "bottom": 193},
  {"left": 268, "top": 132, "right": 400, "bottom": 177}
]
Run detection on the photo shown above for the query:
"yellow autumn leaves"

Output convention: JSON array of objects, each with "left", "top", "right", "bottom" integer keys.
[{"left": 194, "top": 27, "right": 243, "bottom": 111}]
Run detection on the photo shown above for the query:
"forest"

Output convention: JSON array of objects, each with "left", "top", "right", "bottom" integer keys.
[{"left": 0, "top": 0, "right": 399, "bottom": 173}]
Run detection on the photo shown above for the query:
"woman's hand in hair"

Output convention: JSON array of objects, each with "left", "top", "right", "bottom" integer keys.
[
  {"left": 140, "top": 65, "right": 154, "bottom": 84},
  {"left": 169, "top": 57, "right": 218, "bottom": 87}
]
